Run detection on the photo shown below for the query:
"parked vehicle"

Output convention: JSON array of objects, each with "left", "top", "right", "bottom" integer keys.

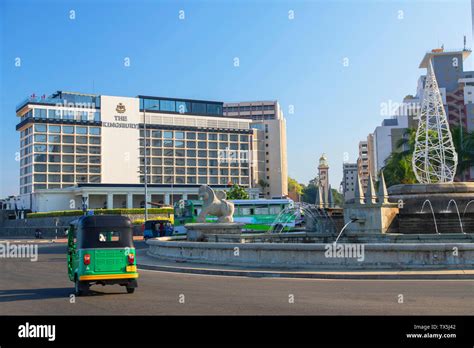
[
  {"left": 142, "top": 219, "right": 174, "bottom": 239},
  {"left": 67, "top": 215, "right": 138, "bottom": 295}
]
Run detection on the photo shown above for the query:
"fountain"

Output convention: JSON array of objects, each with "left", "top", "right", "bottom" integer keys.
[
  {"left": 420, "top": 200, "right": 439, "bottom": 234},
  {"left": 446, "top": 199, "right": 464, "bottom": 234}
]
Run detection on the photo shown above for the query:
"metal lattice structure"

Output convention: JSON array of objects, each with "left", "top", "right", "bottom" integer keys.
[{"left": 412, "top": 61, "right": 458, "bottom": 183}]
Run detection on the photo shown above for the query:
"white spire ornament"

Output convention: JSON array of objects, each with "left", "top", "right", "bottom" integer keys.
[{"left": 412, "top": 60, "right": 458, "bottom": 183}]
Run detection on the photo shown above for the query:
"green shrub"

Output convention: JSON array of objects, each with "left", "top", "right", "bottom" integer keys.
[{"left": 27, "top": 207, "right": 173, "bottom": 219}]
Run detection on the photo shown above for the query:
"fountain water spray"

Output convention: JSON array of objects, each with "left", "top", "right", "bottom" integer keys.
[
  {"left": 446, "top": 199, "right": 465, "bottom": 234},
  {"left": 420, "top": 199, "right": 440, "bottom": 234}
]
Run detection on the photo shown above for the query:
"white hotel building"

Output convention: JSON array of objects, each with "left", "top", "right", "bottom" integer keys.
[{"left": 16, "top": 91, "right": 288, "bottom": 212}]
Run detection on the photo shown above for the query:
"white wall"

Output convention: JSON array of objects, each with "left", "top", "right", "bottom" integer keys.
[{"left": 100, "top": 95, "right": 140, "bottom": 184}]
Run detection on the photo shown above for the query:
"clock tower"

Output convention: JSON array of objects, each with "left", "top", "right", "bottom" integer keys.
[{"left": 318, "top": 153, "right": 329, "bottom": 207}]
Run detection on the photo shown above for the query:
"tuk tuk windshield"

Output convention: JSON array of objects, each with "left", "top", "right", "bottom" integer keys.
[{"left": 78, "top": 227, "right": 133, "bottom": 248}]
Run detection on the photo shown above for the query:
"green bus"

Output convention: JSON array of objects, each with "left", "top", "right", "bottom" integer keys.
[{"left": 173, "top": 199, "right": 298, "bottom": 234}]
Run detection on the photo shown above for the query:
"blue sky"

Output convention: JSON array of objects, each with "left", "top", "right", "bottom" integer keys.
[{"left": 0, "top": 0, "right": 473, "bottom": 197}]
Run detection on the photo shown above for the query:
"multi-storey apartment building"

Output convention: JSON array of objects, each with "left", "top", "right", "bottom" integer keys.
[
  {"left": 16, "top": 91, "right": 281, "bottom": 212},
  {"left": 223, "top": 101, "right": 288, "bottom": 198},
  {"left": 341, "top": 162, "right": 358, "bottom": 202}
]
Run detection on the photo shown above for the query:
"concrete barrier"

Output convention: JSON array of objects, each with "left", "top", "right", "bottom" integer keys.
[{"left": 147, "top": 239, "right": 474, "bottom": 269}]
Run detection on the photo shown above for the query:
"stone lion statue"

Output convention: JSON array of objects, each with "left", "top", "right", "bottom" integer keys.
[{"left": 197, "top": 185, "right": 234, "bottom": 223}]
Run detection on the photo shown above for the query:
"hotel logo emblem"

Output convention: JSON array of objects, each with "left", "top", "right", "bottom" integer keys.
[{"left": 116, "top": 103, "right": 126, "bottom": 113}]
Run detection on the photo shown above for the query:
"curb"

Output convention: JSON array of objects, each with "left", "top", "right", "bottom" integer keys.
[{"left": 136, "top": 260, "right": 474, "bottom": 280}]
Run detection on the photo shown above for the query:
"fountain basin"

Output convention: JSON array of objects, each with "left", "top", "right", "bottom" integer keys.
[
  {"left": 388, "top": 182, "right": 474, "bottom": 213},
  {"left": 185, "top": 222, "right": 245, "bottom": 242},
  {"left": 147, "top": 239, "right": 474, "bottom": 270}
]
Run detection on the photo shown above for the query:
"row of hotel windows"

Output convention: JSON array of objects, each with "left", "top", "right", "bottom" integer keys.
[
  {"left": 140, "top": 130, "right": 249, "bottom": 142},
  {"left": 139, "top": 157, "right": 248, "bottom": 168},
  {"left": 20, "top": 109, "right": 100, "bottom": 122},
  {"left": 139, "top": 141, "right": 248, "bottom": 151},
  {"left": 140, "top": 98, "right": 222, "bottom": 116},
  {"left": 140, "top": 166, "right": 248, "bottom": 176},
  {"left": 223, "top": 105, "right": 275, "bottom": 112},
  {"left": 21, "top": 125, "right": 101, "bottom": 138},
  {"left": 139, "top": 176, "right": 248, "bottom": 185},
  {"left": 21, "top": 174, "right": 101, "bottom": 185},
  {"left": 20, "top": 164, "right": 101, "bottom": 176},
  {"left": 21, "top": 154, "right": 101, "bottom": 167}
]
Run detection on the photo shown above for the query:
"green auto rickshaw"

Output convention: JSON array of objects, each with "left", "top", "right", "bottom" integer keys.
[{"left": 67, "top": 215, "right": 139, "bottom": 295}]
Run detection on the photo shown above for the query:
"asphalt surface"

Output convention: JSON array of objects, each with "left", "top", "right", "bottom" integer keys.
[{"left": 0, "top": 242, "right": 473, "bottom": 315}]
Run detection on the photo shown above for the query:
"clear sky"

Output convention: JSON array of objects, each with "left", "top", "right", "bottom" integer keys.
[{"left": 0, "top": 0, "right": 473, "bottom": 197}]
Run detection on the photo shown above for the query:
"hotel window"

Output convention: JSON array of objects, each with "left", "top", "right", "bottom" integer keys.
[
  {"left": 34, "top": 164, "right": 47, "bottom": 172},
  {"left": 152, "top": 176, "right": 162, "bottom": 184},
  {"left": 34, "top": 144, "right": 47, "bottom": 152},
  {"left": 175, "top": 140, "right": 185, "bottom": 148},
  {"left": 198, "top": 150, "right": 207, "bottom": 158},
  {"left": 62, "top": 175, "right": 74, "bottom": 182},
  {"left": 175, "top": 131, "right": 184, "bottom": 139},
  {"left": 199, "top": 177, "right": 208, "bottom": 184},
  {"left": 152, "top": 149, "right": 162, "bottom": 156},
  {"left": 151, "top": 167, "right": 162, "bottom": 174},
  {"left": 230, "top": 134, "right": 238, "bottom": 141},
  {"left": 176, "top": 176, "right": 185, "bottom": 184},
  {"left": 209, "top": 168, "right": 217, "bottom": 175},
  {"left": 208, "top": 142, "right": 217, "bottom": 150},
  {"left": 49, "top": 155, "right": 61, "bottom": 163},
  {"left": 76, "top": 127, "right": 87, "bottom": 135},
  {"left": 89, "top": 146, "right": 101, "bottom": 154},
  {"left": 198, "top": 159, "right": 207, "bottom": 166},
  {"left": 151, "top": 158, "right": 162, "bottom": 166},
  {"left": 34, "top": 174, "right": 47, "bottom": 182},
  {"left": 48, "top": 174, "right": 61, "bottom": 182},
  {"left": 192, "top": 102, "right": 206, "bottom": 114},
  {"left": 176, "top": 158, "right": 185, "bottom": 166},
  {"left": 152, "top": 139, "right": 162, "bottom": 147},
  {"left": 48, "top": 145, "right": 61, "bottom": 153},
  {"left": 77, "top": 156, "right": 88, "bottom": 164},
  {"left": 187, "top": 168, "right": 196, "bottom": 175},
  {"left": 164, "top": 176, "right": 173, "bottom": 183},
  {"left": 187, "top": 150, "right": 196, "bottom": 157},
  {"left": 76, "top": 136, "right": 88, "bottom": 144},
  {"left": 89, "top": 127, "right": 101, "bottom": 135},
  {"left": 63, "top": 155, "right": 74, "bottom": 163},
  {"left": 197, "top": 133, "right": 206, "bottom": 140},
  {"left": 187, "top": 177, "right": 196, "bottom": 184},
  {"left": 89, "top": 156, "right": 101, "bottom": 164},
  {"left": 63, "top": 126, "right": 74, "bottom": 134},
  {"left": 63, "top": 165, "right": 74, "bottom": 173},
  {"left": 34, "top": 108, "right": 47, "bottom": 118},
  {"left": 34, "top": 134, "right": 47, "bottom": 142},
  {"left": 175, "top": 149, "right": 185, "bottom": 157},
  {"left": 198, "top": 142, "right": 206, "bottom": 149},
  {"left": 164, "top": 149, "right": 173, "bottom": 157},
  {"left": 160, "top": 100, "right": 176, "bottom": 112},
  {"left": 93, "top": 112, "right": 100, "bottom": 121},
  {"left": 164, "top": 158, "right": 173, "bottom": 166},
  {"left": 34, "top": 154, "right": 47, "bottom": 162},
  {"left": 208, "top": 133, "right": 217, "bottom": 141},
  {"left": 77, "top": 165, "right": 88, "bottom": 173},
  {"left": 209, "top": 159, "right": 218, "bottom": 167},
  {"left": 34, "top": 124, "right": 47, "bottom": 132},
  {"left": 49, "top": 125, "right": 61, "bottom": 133},
  {"left": 186, "top": 132, "right": 196, "bottom": 139},
  {"left": 89, "top": 137, "right": 101, "bottom": 145},
  {"left": 176, "top": 167, "right": 185, "bottom": 175},
  {"left": 152, "top": 130, "right": 161, "bottom": 138},
  {"left": 164, "top": 140, "right": 173, "bottom": 147},
  {"left": 63, "top": 135, "right": 74, "bottom": 144},
  {"left": 164, "top": 131, "right": 173, "bottom": 139},
  {"left": 48, "top": 135, "right": 61, "bottom": 143},
  {"left": 176, "top": 101, "right": 191, "bottom": 114},
  {"left": 76, "top": 146, "right": 88, "bottom": 154},
  {"left": 186, "top": 141, "right": 196, "bottom": 148},
  {"left": 187, "top": 159, "right": 196, "bottom": 166}
]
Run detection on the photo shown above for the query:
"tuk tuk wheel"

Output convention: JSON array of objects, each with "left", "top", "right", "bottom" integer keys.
[
  {"left": 126, "top": 287, "right": 135, "bottom": 294},
  {"left": 74, "top": 277, "right": 89, "bottom": 296}
]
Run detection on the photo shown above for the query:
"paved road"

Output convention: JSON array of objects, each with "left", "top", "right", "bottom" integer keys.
[{"left": 0, "top": 243, "right": 473, "bottom": 315}]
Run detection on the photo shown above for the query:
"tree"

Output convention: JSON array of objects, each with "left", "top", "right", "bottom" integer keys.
[
  {"left": 288, "top": 177, "right": 303, "bottom": 196},
  {"left": 382, "top": 128, "right": 417, "bottom": 187},
  {"left": 331, "top": 188, "right": 344, "bottom": 207},
  {"left": 226, "top": 184, "right": 249, "bottom": 200},
  {"left": 301, "top": 181, "right": 316, "bottom": 204}
]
